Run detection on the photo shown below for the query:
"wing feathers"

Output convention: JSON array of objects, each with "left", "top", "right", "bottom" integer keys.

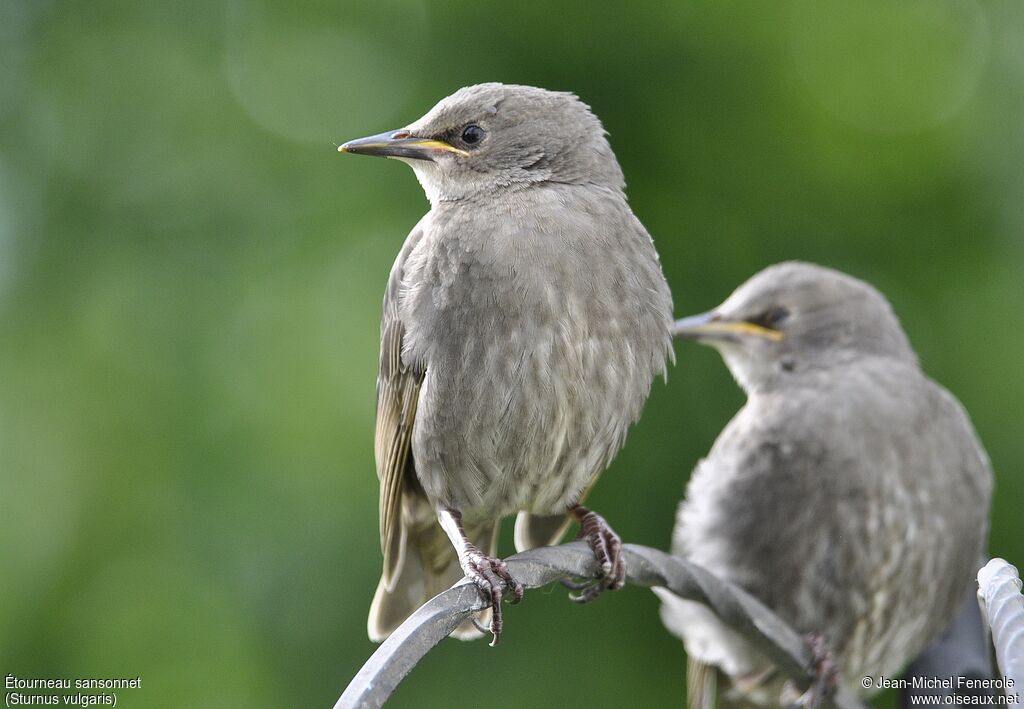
[{"left": 374, "top": 225, "right": 427, "bottom": 590}]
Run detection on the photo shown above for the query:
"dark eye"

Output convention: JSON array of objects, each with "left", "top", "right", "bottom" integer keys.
[
  {"left": 749, "top": 305, "right": 790, "bottom": 329},
  {"left": 460, "top": 124, "right": 485, "bottom": 146}
]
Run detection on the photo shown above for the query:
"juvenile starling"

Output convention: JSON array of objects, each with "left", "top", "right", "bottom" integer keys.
[
  {"left": 657, "top": 262, "right": 992, "bottom": 706},
  {"left": 339, "top": 83, "right": 674, "bottom": 644}
]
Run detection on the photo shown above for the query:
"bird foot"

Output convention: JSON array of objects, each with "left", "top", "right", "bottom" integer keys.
[
  {"left": 786, "top": 633, "right": 839, "bottom": 709},
  {"left": 458, "top": 544, "right": 524, "bottom": 646},
  {"left": 566, "top": 505, "right": 625, "bottom": 603}
]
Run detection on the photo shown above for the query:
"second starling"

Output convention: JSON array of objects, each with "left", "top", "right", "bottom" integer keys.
[{"left": 658, "top": 262, "right": 993, "bottom": 706}]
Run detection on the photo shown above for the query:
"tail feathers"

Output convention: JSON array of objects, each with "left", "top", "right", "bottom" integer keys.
[
  {"left": 367, "top": 555, "right": 423, "bottom": 642},
  {"left": 367, "top": 518, "right": 499, "bottom": 642},
  {"left": 687, "top": 658, "right": 718, "bottom": 709},
  {"left": 513, "top": 511, "right": 572, "bottom": 552},
  {"left": 688, "top": 660, "right": 782, "bottom": 709}
]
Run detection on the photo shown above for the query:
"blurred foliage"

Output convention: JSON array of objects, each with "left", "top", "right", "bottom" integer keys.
[{"left": 1, "top": 0, "right": 1022, "bottom": 706}]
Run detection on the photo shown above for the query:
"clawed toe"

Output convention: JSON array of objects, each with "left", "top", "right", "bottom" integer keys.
[
  {"left": 567, "top": 505, "right": 626, "bottom": 603},
  {"left": 438, "top": 509, "right": 525, "bottom": 646},
  {"left": 560, "top": 577, "right": 590, "bottom": 591},
  {"left": 792, "top": 633, "right": 839, "bottom": 709},
  {"left": 462, "top": 548, "right": 524, "bottom": 646}
]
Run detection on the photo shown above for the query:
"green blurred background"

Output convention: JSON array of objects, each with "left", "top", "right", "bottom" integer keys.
[{"left": 1, "top": 0, "right": 1021, "bottom": 706}]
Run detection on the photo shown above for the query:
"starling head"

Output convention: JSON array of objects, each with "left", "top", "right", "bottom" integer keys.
[
  {"left": 339, "top": 83, "right": 625, "bottom": 204},
  {"left": 675, "top": 261, "right": 917, "bottom": 392}
]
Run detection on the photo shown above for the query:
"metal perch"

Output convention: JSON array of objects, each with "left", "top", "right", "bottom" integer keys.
[
  {"left": 977, "top": 558, "right": 1024, "bottom": 690},
  {"left": 334, "top": 541, "right": 868, "bottom": 709}
]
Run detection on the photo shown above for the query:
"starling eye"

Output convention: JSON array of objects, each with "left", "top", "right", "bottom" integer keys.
[
  {"left": 749, "top": 306, "right": 790, "bottom": 329},
  {"left": 460, "top": 124, "right": 485, "bottom": 146}
]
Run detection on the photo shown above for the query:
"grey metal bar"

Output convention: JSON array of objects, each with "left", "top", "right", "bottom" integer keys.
[
  {"left": 334, "top": 542, "right": 867, "bottom": 709},
  {"left": 978, "top": 558, "right": 1024, "bottom": 691}
]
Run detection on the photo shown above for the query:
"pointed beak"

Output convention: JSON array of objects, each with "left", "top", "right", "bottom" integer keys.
[
  {"left": 338, "top": 129, "right": 469, "bottom": 161},
  {"left": 673, "top": 310, "right": 784, "bottom": 342}
]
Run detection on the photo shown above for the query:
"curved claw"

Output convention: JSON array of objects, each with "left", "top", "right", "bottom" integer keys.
[
  {"left": 438, "top": 508, "right": 525, "bottom": 645},
  {"left": 461, "top": 548, "right": 524, "bottom": 646},
  {"left": 560, "top": 577, "right": 591, "bottom": 591},
  {"left": 469, "top": 615, "right": 490, "bottom": 636},
  {"left": 566, "top": 505, "right": 626, "bottom": 603},
  {"left": 794, "top": 633, "right": 839, "bottom": 709}
]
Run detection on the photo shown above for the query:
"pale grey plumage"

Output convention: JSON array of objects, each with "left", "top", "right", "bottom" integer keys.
[
  {"left": 342, "top": 83, "right": 674, "bottom": 642},
  {"left": 658, "top": 262, "right": 992, "bottom": 706}
]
